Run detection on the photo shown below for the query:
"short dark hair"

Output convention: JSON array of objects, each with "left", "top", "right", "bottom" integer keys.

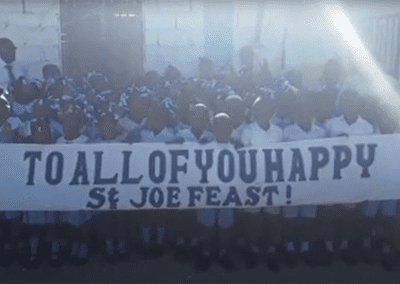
[{"left": 0, "top": 38, "right": 16, "bottom": 50}]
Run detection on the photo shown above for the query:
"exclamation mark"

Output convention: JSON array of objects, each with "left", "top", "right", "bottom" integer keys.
[{"left": 286, "top": 185, "right": 292, "bottom": 205}]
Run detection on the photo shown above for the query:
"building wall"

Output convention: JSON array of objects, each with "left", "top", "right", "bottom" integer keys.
[
  {"left": 1, "top": 0, "right": 399, "bottom": 87},
  {"left": 0, "top": 0, "right": 60, "bottom": 85}
]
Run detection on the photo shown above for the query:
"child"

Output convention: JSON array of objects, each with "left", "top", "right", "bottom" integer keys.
[
  {"left": 21, "top": 115, "right": 58, "bottom": 269},
  {"left": 0, "top": 91, "right": 19, "bottom": 267},
  {"left": 176, "top": 103, "right": 213, "bottom": 143},
  {"left": 140, "top": 104, "right": 176, "bottom": 143},
  {"left": 356, "top": 95, "right": 399, "bottom": 269},
  {"left": 172, "top": 104, "right": 212, "bottom": 260},
  {"left": 55, "top": 100, "right": 96, "bottom": 266},
  {"left": 135, "top": 104, "right": 178, "bottom": 259},
  {"left": 239, "top": 94, "right": 283, "bottom": 269},
  {"left": 195, "top": 113, "right": 236, "bottom": 271},
  {"left": 8, "top": 77, "right": 41, "bottom": 142},
  {"left": 42, "top": 64, "right": 61, "bottom": 81},
  {"left": 273, "top": 82, "right": 298, "bottom": 130},
  {"left": 283, "top": 93, "right": 330, "bottom": 268}
]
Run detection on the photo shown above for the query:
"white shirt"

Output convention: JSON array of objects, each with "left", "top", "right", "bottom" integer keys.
[
  {"left": 141, "top": 127, "right": 176, "bottom": 143},
  {"left": 324, "top": 115, "right": 350, "bottom": 137},
  {"left": 241, "top": 121, "right": 283, "bottom": 148},
  {"left": 283, "top": 123, "right": 308, "bottom": 142},
  {"left": 241, "top": 121, "right": 283, "bottom": 214},
  {"left": 348, "top": 116, "right": 374, "bottom": 136},
  {"left": 177, "top": 127, "right": 214, "bottom": 143},
  {"left": 307, "top": 124, "right": 327, "bottom": 140}
]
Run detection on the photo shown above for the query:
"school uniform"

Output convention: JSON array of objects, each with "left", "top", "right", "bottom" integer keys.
[
  {"left": 349, "top": 117, "right": 397, "bottom": 217},
  {"left": 176, "top": 127, "right": 214, "bottom": 143},
  {"left": 6, "top": 99, "right": 38, "bottom": 244},
  {"left": 282, "top": 123, "right": 327, "bottom": 219},
  {"left": 56, "top": 135, "right": 99, "bottom": 228},
  {"left": 139, "top": 127, "right": 179, "bottom": 247},
  {"left": 141, "top": 127, "right": 176, "bottom": 143},
  {"left": 282, "top": 123, "right": 310, "bottom": 218},
  {"left": 9, "top": 99, "right": 37, "bottom": 139},
  {"left": 324, "top": 115, "right": 350, "bottom": 138},
  {"left": 241, "top": 121, "right": 283, "bottom": 215},
  {"left": 191, "top": 134, "right": 235, "bottom": 230}
]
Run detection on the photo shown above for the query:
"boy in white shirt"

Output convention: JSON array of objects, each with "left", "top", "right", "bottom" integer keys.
[
  {"left": 195, "top": 113, "right": 237, "bottom": 272},
  {"left": 282, "top": 93, "right": 331, "bottom": 267},
  {"left": 239, "top": 94, "right": 284, "bottom": 269},
  {"left": 138, "top": 104, "right": 177, "bottom": 257},
  {"left": 172, "top": 104, "right": 212, "bottom": 261},
  {"left": 352, "top": 94, "right": 399, "bottom": 268},
  {"left": 8, "top": 77, "right": 41, "bottom": 143}
]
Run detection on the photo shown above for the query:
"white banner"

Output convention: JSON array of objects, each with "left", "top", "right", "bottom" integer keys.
[{"left": 0, "top": 135, "right": 398, "bottom": 210}]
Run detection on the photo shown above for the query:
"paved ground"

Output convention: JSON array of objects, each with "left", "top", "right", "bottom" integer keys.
[{"left": 1, "top": 253, "right": 400, "bottom": 283}]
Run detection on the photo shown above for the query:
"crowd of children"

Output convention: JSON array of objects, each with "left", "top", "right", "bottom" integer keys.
[{"left": 1, "top": 37, "right": 400, "bottom": 272}]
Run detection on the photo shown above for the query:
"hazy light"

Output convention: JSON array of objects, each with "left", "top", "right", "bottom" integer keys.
[
  {"left": 128, "top": 14, "right": 135, "bottom": 17},
  {"left": 324, "top": 4, "right": 400, "bottom": 122},
  {"left": 120, "top": 14, "right": 128, "bottom": 17}
]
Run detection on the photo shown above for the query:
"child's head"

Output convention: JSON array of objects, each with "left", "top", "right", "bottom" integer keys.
[
  {"left": 189, "top": 103, "right": 210, "bottom": 136},
  {"left": 0, "top": 38, "right": 16, "bottom": 65},
  {"left": 127, "top": 95, "right": 154, "bottom": 124},
  {"left": 340, "top": 89, "right": 362, "bottom": 125},
  {"left": 34, "top": 98, "right": 57, "bottom": 119},
  {"left": 42, "top": 64, "right": 61, "bottom": 80},
  {"left": 86, "top": 72, "right": 111, "bottom": 93},
  {"left": 360, "top": 95, "right": 379, "bottom": 125},
  {"left": 97, "top": 111, "right": 122, "bottom": 140},
  {"left": 252, "top": 95, "right": 277, "bottom": 130},
  {"left": 276, "top": 84, "right": 298, "bottom": 120},
  {"left": 58, "top": 101, "right": 87, "bottom": 141},
  {"left": 213, "top": 113, "right": 233, "bottom": 143},
  {"left": 12, "top": 77, "right": 41, "bottom": 103},
  {"left": 308, "top": 88, "right": 338, "bottom": 123},
  {"left": 47, "top": 78, "right": 68, "bottom": 99},
  {"left": 295, "top": 94, "right": 313, "bottom": 132},
  {"left": 221, "top": 94, "right": 246, "bottom": 129},
  {"left": 144, "top": 104, "right": 171, "bottom": 134},
  {"left": 164, "top": 65, "right": 182, "bottom": 82},
  {"left": 143, "top": 70, "right": 161, "bottom": 88}
]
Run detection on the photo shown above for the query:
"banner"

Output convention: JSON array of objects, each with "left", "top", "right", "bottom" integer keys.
[{"left": 0, "top": 135, "right": 399, "bottom": 210}]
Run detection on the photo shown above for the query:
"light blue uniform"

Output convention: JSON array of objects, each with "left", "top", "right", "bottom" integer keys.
[
  {"left": 8, "top": 99, "right": 37, "bottom": 224},
  {"left": 282, "top": 122, "right": 327, "bottom": 218},
  {"left": 241, "top": 121, "right": 283, "bottom": 215},
  {"left": 56, "top": 135, "right": 101, "bottom": 228},
  {"left": 190, "top": 130, "right": 235, "bottom": 229}
]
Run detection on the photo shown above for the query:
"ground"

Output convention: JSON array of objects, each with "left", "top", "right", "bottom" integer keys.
[{"left": 1, "top": 253, "right": 399, "bottom": 283}]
